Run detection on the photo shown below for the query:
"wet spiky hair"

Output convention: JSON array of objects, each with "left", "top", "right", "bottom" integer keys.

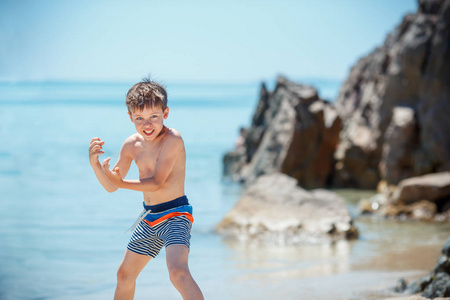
[{"left": 125, "top": 76, "right": 168, "bottom": 113}]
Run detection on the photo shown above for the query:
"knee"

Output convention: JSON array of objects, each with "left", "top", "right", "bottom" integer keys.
[
  {"left": 116, "top": 265, "right": 137, "bottom": 284},
  {"left": 168, "top": 265, "right": 190, "bottom": 286}
]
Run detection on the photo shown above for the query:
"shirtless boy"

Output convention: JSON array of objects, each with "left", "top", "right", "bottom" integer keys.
[{"left": 88, "top": 78, "right": 204, "bottom": 300}]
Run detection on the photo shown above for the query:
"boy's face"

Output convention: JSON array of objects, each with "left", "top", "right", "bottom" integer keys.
[{"left": 128, "top": 105, "right": 169, "bottom": 141}]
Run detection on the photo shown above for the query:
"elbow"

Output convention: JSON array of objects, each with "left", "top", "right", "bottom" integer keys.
[{"left": 106, "top": 187, "right": 118, "bottom": 193}]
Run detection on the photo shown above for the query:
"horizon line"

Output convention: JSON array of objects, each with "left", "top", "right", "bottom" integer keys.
[{"left": 0, "top": 75, "right": 344, "bottom": 86}]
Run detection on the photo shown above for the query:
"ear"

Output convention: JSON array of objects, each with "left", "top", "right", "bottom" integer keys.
[
  {"left": 127, "top": 111, "right": 134, "bottom": 123},
  {"left": 163, "top": 107, "right": 169, "bottom": 119}
]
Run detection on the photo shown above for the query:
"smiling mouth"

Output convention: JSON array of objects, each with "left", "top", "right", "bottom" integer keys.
[{"left": 143, "top": 129, "right": 154, "bottom": 136}]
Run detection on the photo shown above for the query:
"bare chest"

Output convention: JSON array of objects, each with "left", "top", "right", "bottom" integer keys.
[{"left": 132, "top": 143, "right": 163, "bottom": 177}]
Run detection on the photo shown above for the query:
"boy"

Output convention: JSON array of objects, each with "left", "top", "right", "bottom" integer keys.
[{"left": 88, "top": 78, "right": 204, "bottom": 300}]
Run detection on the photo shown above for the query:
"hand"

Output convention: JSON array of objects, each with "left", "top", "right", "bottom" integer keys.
[
  {"left": 102, "top": 157, "right": 123, "bottom": 187},
  {"left": 89, "top": 137, "right": 105, "bottom": 166}
]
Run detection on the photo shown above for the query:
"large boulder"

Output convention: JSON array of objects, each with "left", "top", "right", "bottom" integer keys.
[
  {"left": 359, "top": 172, "right": 450, "bottom": 220},
  {"left": 334, "top": 0, "right": 450, "bottom": 188},
  {"left": 216, "top": 173, "right": 358, "bottom": 245},
  {"left": 392, "top": 172, "right": 450, "bottom": 205},
  {"left": 223, "top": 76, "right": 341, "bottom": 189},
  {"left": 391, "top": 171, "right": 450, "bottom": 215}
]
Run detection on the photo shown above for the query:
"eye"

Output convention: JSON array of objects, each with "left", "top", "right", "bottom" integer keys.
[
  {"left": 136, "top": 117, "right": 143, "bottom": 120},
  {"left": 151, "top": 115, "right": 158, "bottom": 119}
]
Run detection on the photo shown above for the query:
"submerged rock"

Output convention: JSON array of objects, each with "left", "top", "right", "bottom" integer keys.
[{"left": 216, "top": 173, "right": 357, "bottom": 245}]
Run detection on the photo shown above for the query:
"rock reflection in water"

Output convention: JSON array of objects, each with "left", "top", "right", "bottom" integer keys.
[{"left": 223, "top": 239, "right": 353, "bottom": 280}]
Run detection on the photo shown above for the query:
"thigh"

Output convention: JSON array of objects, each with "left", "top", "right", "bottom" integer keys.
[
  {"left": 158, "top": 216, "right": 192, "bottom": 250},
  {"left": 118, "top": 249, "right": 152, "bottom": 277},
  {"left": 128, "top": 221, "right": 165, "bottom": 258},
  {"left": 165, "top": 244, "right": 190, "bottom": 269}
]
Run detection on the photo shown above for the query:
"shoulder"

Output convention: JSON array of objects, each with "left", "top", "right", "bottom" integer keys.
[
  {"left": 166, "top": 128, "right": 183, "bottom": 140},
  {"left": 164, "top": 128, "right": 185, "bottom": 149},
  {"left": 122, "top": 133, "right": 142, "bottom": 149}
]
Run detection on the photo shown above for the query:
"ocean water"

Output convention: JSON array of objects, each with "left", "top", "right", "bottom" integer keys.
[{"left": 0, "top": 80, "right": 448, "bottom": 300}]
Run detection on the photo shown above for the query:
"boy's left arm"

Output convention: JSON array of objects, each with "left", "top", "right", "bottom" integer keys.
[{"left": 104, "top": 135, "right": 183, "bottom": 192}]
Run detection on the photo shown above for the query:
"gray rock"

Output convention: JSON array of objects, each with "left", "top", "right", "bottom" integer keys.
[
  {"left": 216, "top": 173, "right": 358, "bottom": 245},
  {"left": 394, "top": 278, "right": 409, "bottom": 293},
  {"left": 409, "top": 237, "right": 450, "bottom": 298},
  {"left": 334, "top": 0, "right": 450, "bottom": 188},
  {"left": 410, "top": 274, "right": 433, "bottom": 294},
  {"left": 434, "top": 255, "right": 450, "bottom": 274},
  {"left": 223, "top": 76, "right": 341, "bottom": 189},
  {"left": 422, "top": 272, "right": 450, "bottom": 298}
]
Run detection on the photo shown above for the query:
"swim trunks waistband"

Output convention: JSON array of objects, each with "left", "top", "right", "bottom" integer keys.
[{"left": 143, "top": 195, "right": 189, "bottom": 213}]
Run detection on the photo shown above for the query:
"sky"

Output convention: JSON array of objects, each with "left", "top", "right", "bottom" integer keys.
[{"left": 0, "top": 0, "right": 417, "bottom": 83}]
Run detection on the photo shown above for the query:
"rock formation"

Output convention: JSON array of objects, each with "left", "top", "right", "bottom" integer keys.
[
  {"left": 224, "top": 0, "right": 450, "bottom": 191},
  {"left": 216, "top": 173, "right": 358, "bottom": 245},
  {"left": 222, "top": 0, "right": 450, "bottom": 230},
  {"left": 334, "top": 0, "right": 450, "bottom": 189},
  {"left": 223, "top": 76, "right": 341, "bottom": 189}
]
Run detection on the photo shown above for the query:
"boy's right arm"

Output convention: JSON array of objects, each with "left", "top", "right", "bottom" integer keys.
[{"left": 89, "top": 137, "right": 118, "bottom": 192}]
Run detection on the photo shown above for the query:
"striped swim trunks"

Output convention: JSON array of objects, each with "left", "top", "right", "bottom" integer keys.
[{"left": 127, "top": 195, "right": 194, "bottom": 258}]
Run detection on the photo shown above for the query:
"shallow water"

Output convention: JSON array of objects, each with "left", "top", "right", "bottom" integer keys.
[
  {"left": 0, "top": 82, "right": 448, "bottom": 300},
  {"left": 95, "top": 216, "right": 448, "bottom": 300}
]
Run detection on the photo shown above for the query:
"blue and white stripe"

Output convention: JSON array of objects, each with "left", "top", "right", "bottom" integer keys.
[{"left": 127, "top": 215, "right": 192, "bottom": 258}]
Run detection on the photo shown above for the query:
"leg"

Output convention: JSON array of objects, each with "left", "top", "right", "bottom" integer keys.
[
  {"left": 166, "top": 245, "right": 204, "bottom": 300},
  {"left": 114, "top": 250, "right": 151, "bottom": 300}
]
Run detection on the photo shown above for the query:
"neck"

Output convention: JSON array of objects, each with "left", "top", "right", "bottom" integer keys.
[{"left": 158, "top": 126, "right": 168, "bottom": 137}]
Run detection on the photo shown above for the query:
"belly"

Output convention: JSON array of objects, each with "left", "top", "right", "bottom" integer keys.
[{"left": 142, "top": 189, "right": 185, "bottom": 206}]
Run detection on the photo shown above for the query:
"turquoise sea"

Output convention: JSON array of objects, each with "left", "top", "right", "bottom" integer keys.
[{"left": 0, "top": 80, "right": 448, "bottom": 300}]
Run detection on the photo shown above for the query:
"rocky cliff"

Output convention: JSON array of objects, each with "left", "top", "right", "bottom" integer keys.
[
  {"left": 334, "top": 0, "right": 450, "bottom": 189},
  {"left": 224, "top": 0, "right": 450, "bottom": 192}
]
